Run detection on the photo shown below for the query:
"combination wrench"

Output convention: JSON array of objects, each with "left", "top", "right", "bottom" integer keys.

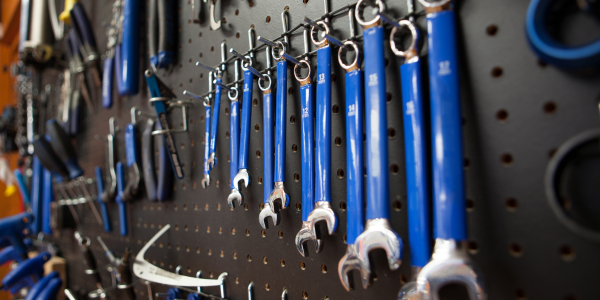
[
  {"left": 416, "top": 0, "right": 485, "bottom": 299},
  {"left": 201, "top": 74, "right": 213, "bottom": 188},
  {"left": 226, "top": 61, "right": 241, "bottom": 206},
  {"left": 206, "top": 42, "right": 228, "bottom": 170},
  {"left": 353, "top": 0, "right": 403, "bottom": 289}
]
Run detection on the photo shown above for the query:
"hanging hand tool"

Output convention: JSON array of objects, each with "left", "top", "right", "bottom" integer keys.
[
  {"left": 353, "top": 0, "right": 403, "bottom": 289},
  {"left": 30, "top": 156, "right": 43, "bottom": 236},
  {"left": 122, "top": 108, "right": 142, "bottom": 201},
  {"left": 115, "top": 162, "right": 128, "bottom": 236},
  {"left": 0, "top": 213, "right": 34, "bottom": 261},
  {"left": 139, "top": 109, "right": 174, "bottom": 201},
  {"left": 416, "top": 0, "right": 485, "bottom": 299},
  {"left": 35, "top": 277, "right": 63, "bottom": 299},
  {"left": 305, "top": 18, "right": 338, "bottom": 249},
  {"left": 94, "top": 167, "right": 112, "bottom": 232},
  {"left": 231, "top": 28, "right": 258, "bottom": 206},
  {"left": 69, "top": 2, "right": 102, "bottom": 88},
  {"left": 23, "top": 0, "right": 54, "bottom": 63},
  {"left": 66, "top": 31, "right": 94, "bottom": 115},
  {"left": 74, "top": 231, "right": 104, "bottom": 293},
  {"left": 338, "top": 38, "right": 367, "bottom": 291},
  {"left": 102, "top": 0, "right": 122, "bottom": 108},
  {"left": 24, "top": 271, "right": 59, "bottom": 300},
  {"left": 102, "top": 117, "right": 118, "bottom": 202},
  {"left": 149, "top": 0, "right": 176, "bottom": 69},
  {"left": 144, "top": 70, "right": 185, "bottom": 180},
  {"left": 201, "top": 86, "right": 212, "bottom": 188},
  {"left": 120, "top": 0, "right": 141, "bottom": 96},
  {"left": 0, "top": 251, "right": 50, "bottom": 290},
  {"left": 257, "top": 47, "right": 277, "bottom": 229},
  {"left": 42, "top": 168, "right": 54, "bottom": 235},
  {"left": 226, "top": 61, "right": 241, "bottom": 206},
  {"left": 142, "top": 117, "right": 157, "bottom": 201},
  {"left": 209, "top": 0, "right": 221, "bottom": 30},
  {"left": 133, "top": 225, "right": 228, "bottom": 287},
  {"left": 97, "top": 237, "right": 135, "bottom": 299}
]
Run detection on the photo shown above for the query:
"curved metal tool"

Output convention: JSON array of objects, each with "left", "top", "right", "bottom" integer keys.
[
  {"left": 133, "top": 224, "right": 227, "bottom": 287},
  {"left": 101, "top": 117, "right": 118, "bottom": 202},
  {"left": 122, "top": 109, "right": 142, "bottom": 201},
  {"left": 416, "top": 1, "right": 485, "bottom": 299},
  {"left": 337, "top": 39, "right": 366, "bottom": 292},
  {"left": 209, "top": 0, "right": 221, "bottom": 30},
  {"left": 116, "top": 162, "right": 128, "bottom": 236},
  {"left": 201, "top": 93, "right": 212, "bottom": 188},
  {"left": 227, "top": 61, "right": 242, "bottom": 207},
  {"left": 294, "top": 58, "right": 318, "bottom": 257},
  {"left": 353, "top": 0, "right": 403, "bottom": 289},
  {"left": 207, "top": 71, "right": 222, "bottom": 169}
]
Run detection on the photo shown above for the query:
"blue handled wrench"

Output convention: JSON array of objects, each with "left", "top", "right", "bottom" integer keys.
[
  {"left": 226, "top": 61, "right": 241, "bottom": 206},
  {"left": 353, "top": 0, "right": 403, "bottom": 289},
  {"left": 415, "top": 1, "right": 485, "bottom": 299},
  {"left": 201, "top": 82, "right": 212, "bottom": 188}
]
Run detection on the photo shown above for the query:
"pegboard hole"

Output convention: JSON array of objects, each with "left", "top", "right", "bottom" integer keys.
[
  {"left": 466, "top": 199, "right": 474, "bottom": 212},
  {"left": 208, "top": 249, "right": 212, "bottom": 256},
  {"left": 254, "top": 124, "right": 260, "bottom": 132},
  {"left": 303, "top": 291, "right": 309, "bottom": 299},
  {"left": 296, "top": 202, "right": 302, "bottom": 211},
  {"left": 339, "top": 202, "right": 347, "bottom": 211},
  {"left": 253, "top": 98, "right": 259, "bottom": 106},
  {"left": 514, "top": 289, "right": 527, "bottom": 300},
  {"left": 491, "top": 67, "right": 503, "bottom": 77},
  {"left": 294, "top": 173, "right": 300, "bottom": 182},
  {"left": 506, "top": 198, "right": 518, "bottom": 212},
  {"left": 280, "top": 259, "right": 286, "bottom": 267},
  {"left": 372, "top": 272, "right": 378, "bottom": 281},
  {"left": 467, "top": 241, "right": 479, "bottom": 254},
  {"left": 335, "top": 137, "right": 342, "bottom": 146},
  {"left": 278, "top": 231, "right": 284, "bottom": 238},
  {"left": 256, "top": 150, "right": 261, "bottom": 158},
  {"left": 235, "top": 277, "right": 240, "bottom": 284},
  {"left": 332, "top": 104, "right": 340, "bottom": 114},
  {"left": 509, "top": 243, "right": 524, "bottom": 257},
  {"left": 245, "top": 203, "right": 249, "bottom": 210},
  {"left": 231, "top": 228, "right": 236, "bottom": 235},
  {"left": 393, "top": 201, "right": 402, "bottom": 211},
  {"left": 388, "top": 128, "right": 396, "bottom": 138},
  {"left": 343, "top": 234, "right": 347, "bottom": 243},
  {"left": 544, "top": 101, "right": 557, "bottom": 114},
  {"left": 560, "top": 245, "right": 576, "bottom": 261},
  {"left": 321, "top": 264, "right": 328, "bottom": 273},
  {"left": 266, "top": 16, "right": 271, "bottom": 23},
  {"left": 263, "top": 257, "right": 268, "bottom": 264},
  {"left": 211, "top": 46, "right": 215, "bottom": 52},
  {"left": 303, "top": 0, "right": 309, "bottom": 3},
  {"left": 290, "top": 115, "right": 296, "bottom": 124},
  {"left": 399, "top": 274, "right": 408, "bottom": 284},
  {"left": 292, "top": 144, "right": 298, "bottom": 152},
  {"left": 496, "top": 109, "right": 508, "bottom": 121},
  {"left": 261, "top": 230, "right": 266, "bottom": 237},
  {"left": 260, "top": 203, "right": 265, "bottom": 210},
  {"left": 236, "top": 32, "right": 240, "bottom": 39},
  {"left": 501, "top": 153, "right": 513, "bottom": 166},
  {"left": 258, "top": 177, "right": 263, "bottom": 184},
  {"left": 332, "top": 73, "right": 337, "bottom": 82},
  {"left": 387, "top": 92, "right": 393, "bottom": 102},
  {"left": 249, "top": 0, "right": 254, "bottom": 7},
  {"left": 225, "top": 108, "right": 229, "bottom": 115},
  {"left": 390, "top": 164, "right": 399, "bottom": 174},
  {"left": 300, "top": 262, "right": 306, "bottom": 270},
  {"left": 289, "top": 87, "right": 294, "bottom": 95},
  {"left": 538, "top": 59, "right": 548, "bottom": 68},
  {"left": 247, "top": 254, "right": 252, "bottom": 262},
  {"left": 486, "top": 25, "right": 498, "bottom": 36},
  {"left": 245, "top": 229, "right": 250, "bottom": 236},
  {"left": 337, "top": 169, "right": 345, "bottom": 178}
]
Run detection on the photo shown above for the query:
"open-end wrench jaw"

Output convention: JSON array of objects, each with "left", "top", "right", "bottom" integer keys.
[
  {"left": 416, "top": 239, "right": 485, "bottom": 300},
  {"left": 233, "top": 169, "right": 251, "bottom": 190},
  {"left": 268, "top": 182, "right": 289, "bottom": 213},
  {"left": 207, "top": 153, "right": 217, "bottom": 169},
  {"left": 295, "top": 221, "right": 322, "bottom": 257},
  {"left": 201, "top": 174, "right": 210, "bottom": 188},
  {"left": 355, "top": 218, "right": 403, "bottom": 289},
  {"left": 306, "top": 201, "right": 338, "bottom": 236},
  {"left": 258, "top": 203, "right": 279, "bottom": 229},
  {"left": 227, "top": 189, "right": 242, "bottom": 208},
  {"left": 338, "top": 244, "right": 365, "bottom": 292}
]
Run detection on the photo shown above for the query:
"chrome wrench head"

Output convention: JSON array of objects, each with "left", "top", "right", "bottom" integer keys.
[
  {"left": 258, "top": 202, "right": 279, "bottom": 229},
  {"left": 233, "top": 168, "right": 251, "bottom": 190},
  {"left": 338, "top": 244, "right": 365, "bottom": 292},
  {"left": 397, "top": 266, "right": 422, "bottom": 300},
  {"left": 306, "top": 201, "right": 337, "bottom": 235},
  {"left": 416, "top": 239, "right": 485, "bottom": 300},
  {"left": 294, "top": 221, "right": 322, "bottom": 257},
  {"left": 355, "top": 218, "right": 403, "bottom": 288},
  {"left": 201, "top": 174, "right": 210, "bottom": 188},
  {"left": 267, "top": 182, "right": 289, "bottom": 213},
  {"left": 227, "top": 189, "right": 242, "bottom": 208},
  {"left": 207, "top": 153, "right": 217, "bottom": 169}
]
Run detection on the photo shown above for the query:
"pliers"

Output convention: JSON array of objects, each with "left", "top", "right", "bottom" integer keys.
[
  {"left": 68, "top": 2, "right": 102, "bottom": 88},
  {"left": 148, "top": 0, "right": 175, "bottom": 69}
]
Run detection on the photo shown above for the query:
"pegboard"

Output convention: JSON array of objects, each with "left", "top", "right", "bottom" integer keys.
[{"left": 37, "top": 0, "right": 600, "bottom": 299}]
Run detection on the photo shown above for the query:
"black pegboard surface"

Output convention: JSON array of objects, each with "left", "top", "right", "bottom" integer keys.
[{"left": 40, "top": 0, "right": 600, "bottom": 299}]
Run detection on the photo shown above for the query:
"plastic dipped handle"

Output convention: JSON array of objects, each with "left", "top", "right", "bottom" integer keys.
[
  {"left": 32, "top": 136, "right": 69, "bottom": 178},
  {"left": 24, "top": 271, "right": 59, "bottom": 300},
  {"left": 238, "top": 70, "right": 254, "bottom": 170},
  {"left": 203, "top": 105, "right": 211, "bottom": 176},
  {"left": 148, "top": 0, "right": 158, "bottom": 66},
  {"left": 95, "top": 167, "right": 112, "bottom": 232},
  {"left": 263, "top": 91, "right": 274, "bottom": 204},
  {"left": 115, "top": 44, "right": 125, "bottom": 95},
  {"left": 116, "top": 162, "right": 128, "bottom": 236},
  {"left": 230, "top": 101, "right": 240, "bottom": 189},
  {"left": 70, "top": 2, "right": 98, "bottom": 52},
  {"left": 46, "top": 119, "right": 83, "bottom": 179},
  {"left": 2, "top": 252, "right": 50, "bottom": 287},
  {"left": 157, "top": 0, "right": 175, "bottom": 67},
  {"left": 345, "top": 70, "right": 365, "bottom": 245},
  {"left": 36, "top": 277, "right": 63, "bottom": 300},
  {"left": 102, "top": 56, "right": 114, "bottom": 108},
  {"left": 427, "top": 9, "right": 466, "bottom": 241},
  {"left": 41, "top": 168, "right": 53, "bottom": 235},
  {"left": 315, "top": 46, "right": 332, "bottom": 204},
  {"left": 401, "top": 60, "right": 431, "bottom": 267},
  {"left": 121, "top": 0, "right": 141, "bottom": 95},
  {"left": 209, "top": 78, "right": 223, "bottom": 161},
  {"left": 70, "top": 89, "right": 82, "bottom": 136},
  {"left": 300, "top": 83, "right": 314, "bottom": 221},
  {"left": 364, "top": 26, "right": 390, "bottom": 220},
  {"left": 30, "top": 156, "right": 43, "bottom": 236},
  {"left": 156, "top": 122, "right": 174, "bottom": 201},
  {"left": 142, "top": 119, "right": 157, "bottom": 202},
  {"left": 125, "top": 124, "right": 140, "bottom": 168},
  {"left": 274, "top": 60, "right": 287, "bottom": 182},
  {"left": 14, "top": 170, "right": 30, "bottom": 207}
]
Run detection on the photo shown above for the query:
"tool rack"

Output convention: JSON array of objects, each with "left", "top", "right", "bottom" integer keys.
[{"left": 34, "top": 0, "right": 600, "bottom": 299}]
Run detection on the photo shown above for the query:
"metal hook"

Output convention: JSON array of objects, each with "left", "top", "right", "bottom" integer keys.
[
  {"left": 349, "top": 7, "right": 356, "bottom": 37},
  {"left": 281, "top": 8, "right": 290, "bottom": 46},
  {"left": 281, "top": 288, "right": 288, "bottom": 300},
  {"left": 214, "top": 80, "right": 232, "bottom": 92},
  {"left": 248, "top": 26, "right": 256, "bottom": 59},
  {"left": 196, "top": 62, "right": 219, "bottom": 73},
  {"left": 220, "top": 41, "right": 227, "bottom": 72},
  {"left": 247, "top": 281, "right": 254, "bottom": 300},
  {"left": 196, "top": 270, "right": 203, "bottom": 294}
]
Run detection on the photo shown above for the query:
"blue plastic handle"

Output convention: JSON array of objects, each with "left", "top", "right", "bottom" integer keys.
[
  {"left": 300, "top": 83, "right": 314, "bottom": 221},
  {"left": 274, "top": 60, "right": 287, "bottom": 182},
  {"left": 187, "top": 294, "right": 201, "bottom": 300},
  {"left": 2, "top": 251, "right": 50, "bottom": 288},
  {"left": 125, "top": 124, "right": 139, "bottom": 167},
  {"left": 427, "top": 9, "right": 466, "bottom": 241},
  {"left": 70, "top": 2, "right": 98, "bottom": 52},
  {"left": 315, "top": 46, "right": 332, "bottom": 204},
  {"left": 345, "top": 69, "right": 365, "bottom": 245},
  {"left": 0, "top": 246, "right": 19, "bottom": 265},
  {"left": 0, "top": 213, "right": 32, "bottom": 260},
  {"left": 116, "top": 162, "right": 128, "bottom": 236},
  {"left": 120, "top": 0, "right": 141, "bottom": 96},
  {"left": 0, "top": 238, "right": 9, "bottom": 250},
  {"left": 30, "top": 156, "right": 43, "bottom": 235},
  {"left": 115, "top": 44, "right": 125, "bottom": 95},
  {"left": 102, "top": 56, "right": 114, "bottom": 108},
  {"left": 35, "top": 277, "right": 63, "bottom": 300},
  {"left": 42, "top": 168, "right": 53, "bottom": 235},
  {"left": 156, "top": 123, "right": 174, "bottom": 201},
  {"left": 158, "top": 0, "right": 175, "bottom": 68},
  {"left": 14, "top": 170, "right": 30, "bottom": 207},
  {"left": 364, "top": 26, "right": 389, "bottom": 220},
  {"left": 68, "top": 29, "right": 83, "bottom": 59},
  {"left": 230, "top": 100, "right": 240, "bottom": 189},
  {"left": 263, "top": 91, "right": 274, "bottom": 204},
  {"left": 145, "top": 73, "right": 185, "bottom": 179},
  {"left": 238, "top": 70, "right": 254, "bottom": 170},
  {"left": 45, "top": 119, "right": 84, "bottom": 179},
  {"left": 94, "top": 167, "right": 112, "bottom": 232},
  {"left": 401, "top": 59, "right": 431, "bottom": 267},
  {"left": 24, "top": 271, "right": 59, "bottom": 300},
  {"left": 142, "top": 120, "right": 157, "bottom": 202},
  {"left": 209, "top": 78, "right": 223, "bottom": 164},
  {"left": 203, "top": 105, "right": 211, "bottom": 176}
]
